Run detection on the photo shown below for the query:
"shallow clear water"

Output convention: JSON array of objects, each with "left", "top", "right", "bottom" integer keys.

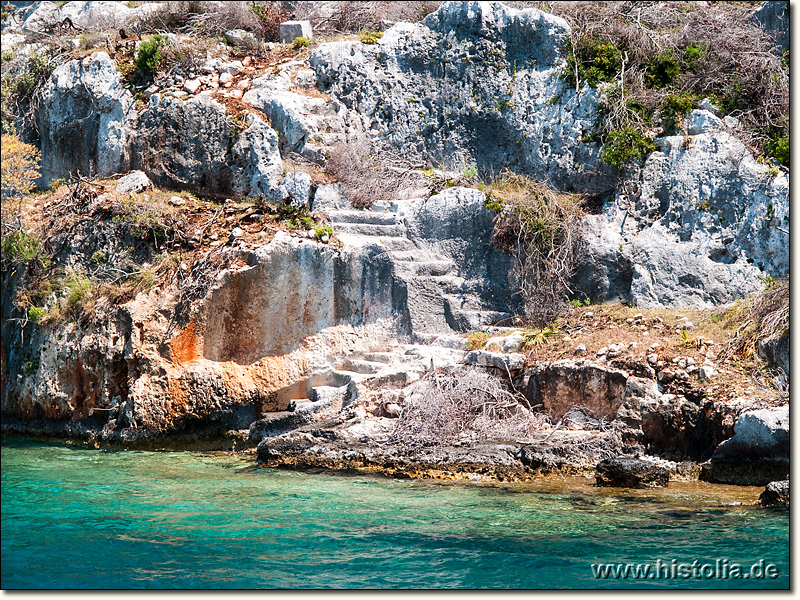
[{"left": 0, "top": 438, "right": 788, "bottom": 589}]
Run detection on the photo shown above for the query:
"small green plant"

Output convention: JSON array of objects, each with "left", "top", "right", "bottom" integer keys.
[
  {"left": 463, "top": 165, "right": 478, "bottom": 179},
  {"left": 697, "top": 199, "right": 712, "bottom": 212},
  {"left": 659, "top": 92, "right": 696, "bottom": 131},
  {"left": 563, "top": 37, "right": 623, "bottom": 88},
  {"left": 521, "top": 326, "right": 559, "bottom": 348},
  {"left": 677, "top": 329, "right": 692, "bottom": 347},
  {"left": 27, "top": 305, "right": 47, "bottom": 324},
  {"left": 89, "top": 250, "right": 108, "bottom": 266},
  {"left": 314, "top": 225, "right": 333, "bottom": 241},
  {"left": 360, "top": 30, "right": 383, "bottom": 45},
  {"left": 766, "top": 165, "right": 780, "bottom": 176},
  {"left": 764, "top": 132, "right": 789, "bottom": 168},
  {"left": 133, "top": 269, "right": 156, "bottom": 290},
  {"left": 0, "top": 231, "right": 49, "bottom": 268},
  {"left": 63, "top": 271, "right": 94, "bottom": 313},
  {"left": 466, "top": 331, "right": 489, "bottom": 350},
  {"left": 600, "top": 127, "right": 656, "bottom": 171},
  {"left": 644, "top": 49, "right": 680, "bottom": 89},
  {"left": 567, "top": 298, "right": 591, "bottom": 308},
  {"left": 292, "top": 36, "right": 309, "bottom": 49},
  {"left": 22, "top": 358, "right": 38, "bottom": 377},
  {"left": 135, "top": 34, "right": 166, "bottom": 73}
]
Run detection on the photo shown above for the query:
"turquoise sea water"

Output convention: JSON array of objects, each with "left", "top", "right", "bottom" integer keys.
[{"left": 0, "top": 438, "right": 789, "bottom": 589}]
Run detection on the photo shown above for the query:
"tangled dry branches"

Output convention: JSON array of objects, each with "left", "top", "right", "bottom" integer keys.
[
  {"left": 389, "top": 366, "right": 549, "bottom": 447},
  {"left": 490, "top": 173, "right": 586, "bottom": 326},
  {"left": 717, "top": 277, "right": 789, "bottom": 365},
  {"left": 325, "top": 139, "right": 418, "bottom": 209}
]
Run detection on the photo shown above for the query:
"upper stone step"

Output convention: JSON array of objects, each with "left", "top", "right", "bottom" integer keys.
[
  {"left": 328, "top": 210, "right": 399, "bottom": 225},
  {"left": 332, "top": 222, "right": 406, "bottom": 237},
  {"left": 339, "top": 358, "right": 387, "bottom": 374},
  {"left": 394, "top": 259, "right": 454, "bottom": 277},
  {"left": 336, "top": 233, "right": 417, "bottom": 251},
  {"left": 446, "top": 309, "right": 512, "bottom": 332}
]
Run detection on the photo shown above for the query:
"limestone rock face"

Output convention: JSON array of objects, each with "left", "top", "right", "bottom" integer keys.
[
  {"left": 133, "top": 94, "right": 283, "bottom": 198},
  {"left": 37, "top": 52, "right": 134, "bottom": 184},
  {"left": 708, "top": 405, "right": 789, "bottom": 485},
  {"left": 576, "top": 132, "right": 789, "bottom": 308},
  {"left": 310, "top": 1, "right": 614, "bottom": 193},
  {"left": 751, "top": 0, "right": 789, "bottom": 52},
  {"left": 400, "top": 187, "right": 512, "bottom": 286},
  {"left": 19, "top": 1, "right": 156, "bottom": 33}
]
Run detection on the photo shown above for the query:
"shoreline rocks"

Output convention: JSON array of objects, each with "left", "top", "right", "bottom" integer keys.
[
  {"left": 595, "top": 457, "right": 670, "bottom": 488},
  {"left": 706, "top": 406, "right": 789, "bottom": 486},
  {"left": 759, "top": 480, "right": 789, "bottom": 508}
]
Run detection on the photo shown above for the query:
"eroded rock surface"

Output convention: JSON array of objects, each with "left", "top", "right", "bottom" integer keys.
[
  {"left": 707, "top": 406, "right": 789, "bottom": 486},
  {"left": 595, "top": 457, "right": 670, "bottom": 489}
]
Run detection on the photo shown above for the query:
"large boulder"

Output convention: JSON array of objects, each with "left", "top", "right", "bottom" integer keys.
[
  {"left": 37, "top": 51, "right": 134, "bottom": 184},
  {"left": 596, "top": 456, "right": 669, "bottom": 488},
  {"left": 707, "top": 405, "right": 789, "bottom": 485},
  {"left": 18, "top": 1, "right": 161, "bottom": 33},
  {"left": 759, "top": 479, "right": 789, "bottom": 508},
  {"left": 133, "top": 93, "right": 283, "bottom": 198},
  {"left": 523, "top": 361, "right": 629, "bottom": 421}
]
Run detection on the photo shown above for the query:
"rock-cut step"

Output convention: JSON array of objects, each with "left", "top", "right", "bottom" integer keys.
[
  {"left": 327, "top": 210, "right": 399, "bottom": 226},
  {"left": 335, "top": 233, "right": 417, "bottom": 251},
  {"left": 331, "top": 222, "right": 406, "bottom": 237}
]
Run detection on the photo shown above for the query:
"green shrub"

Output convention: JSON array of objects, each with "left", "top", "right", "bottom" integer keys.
[
  {"left": 292, "top": 36, "right": 309, "bottom": 49},
  {"left": 0, "top": 231, "right": 49, "bottom": 268},
  {"left": 682, "top": 42, "right": 706, "bottom": 71},
  {"left": 89, "top": 250, "right": 108, "bottom": 266},
  {"left": 600, "top": 127, "right": 656, "bottom": 171},
  {"left": 659, "top": 92, "right": 696, "bottom": 130},
  {"left": 360, "top": 30, "right": 383, "bottom": 45},
  {"left": 27, "top": 305, "right": 47, "bottom": 324},
  {"left": 764, "top": 132, "right": 789, "bottom": 167},
  {"left": 489, "top": 173, "right": 586, "bottom": 325},
  {"left": 563, "top": 37, "right": 623, "bottom": 88},
  {"left": 644, "top": 49, "right": 680, "bottom": 89},
  {"left": 63, "top": 271, "right": 94, "bottom": 312},
  {"left": 135, "top": 35, "right": 166, "bottom": 73},
  {"left": 314, "top": 225, "right": 333, "bottom": 240}
]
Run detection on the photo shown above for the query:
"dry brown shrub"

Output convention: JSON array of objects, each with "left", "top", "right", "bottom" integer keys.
[
  {"left": 389, "top": 366, "right": 548, "bottom": 447},
  {"left": 489, "top": 173, "right": 586, "bottom": 327},
  {"left": 325, "top": 139, "right": 409, "bottom": 209},
  {"left": 717, "top": 277, "right": 789, "bottom": 365},
  {"left": 293, "top": 1, "right": 441, "bottom": 34},
  {"left": 514, "top": 1, "right": 787, "bottom": 155}
]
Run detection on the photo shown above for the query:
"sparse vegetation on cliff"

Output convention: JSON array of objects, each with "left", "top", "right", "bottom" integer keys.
[
  {"left": 488, "top": 173, "right": 586, "bottom": 326},
  {"left": 547, "top": 1, "right": 788, "bottom": 168}
]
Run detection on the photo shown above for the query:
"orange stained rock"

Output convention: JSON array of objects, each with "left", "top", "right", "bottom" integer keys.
[{"left": 170, "top": 318, "right": 200, "bottom": 364}]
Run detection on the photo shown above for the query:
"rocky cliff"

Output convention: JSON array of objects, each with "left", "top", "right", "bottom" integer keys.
[{"left": 0, "top": 1, "right": 789, "bottom": 484}]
